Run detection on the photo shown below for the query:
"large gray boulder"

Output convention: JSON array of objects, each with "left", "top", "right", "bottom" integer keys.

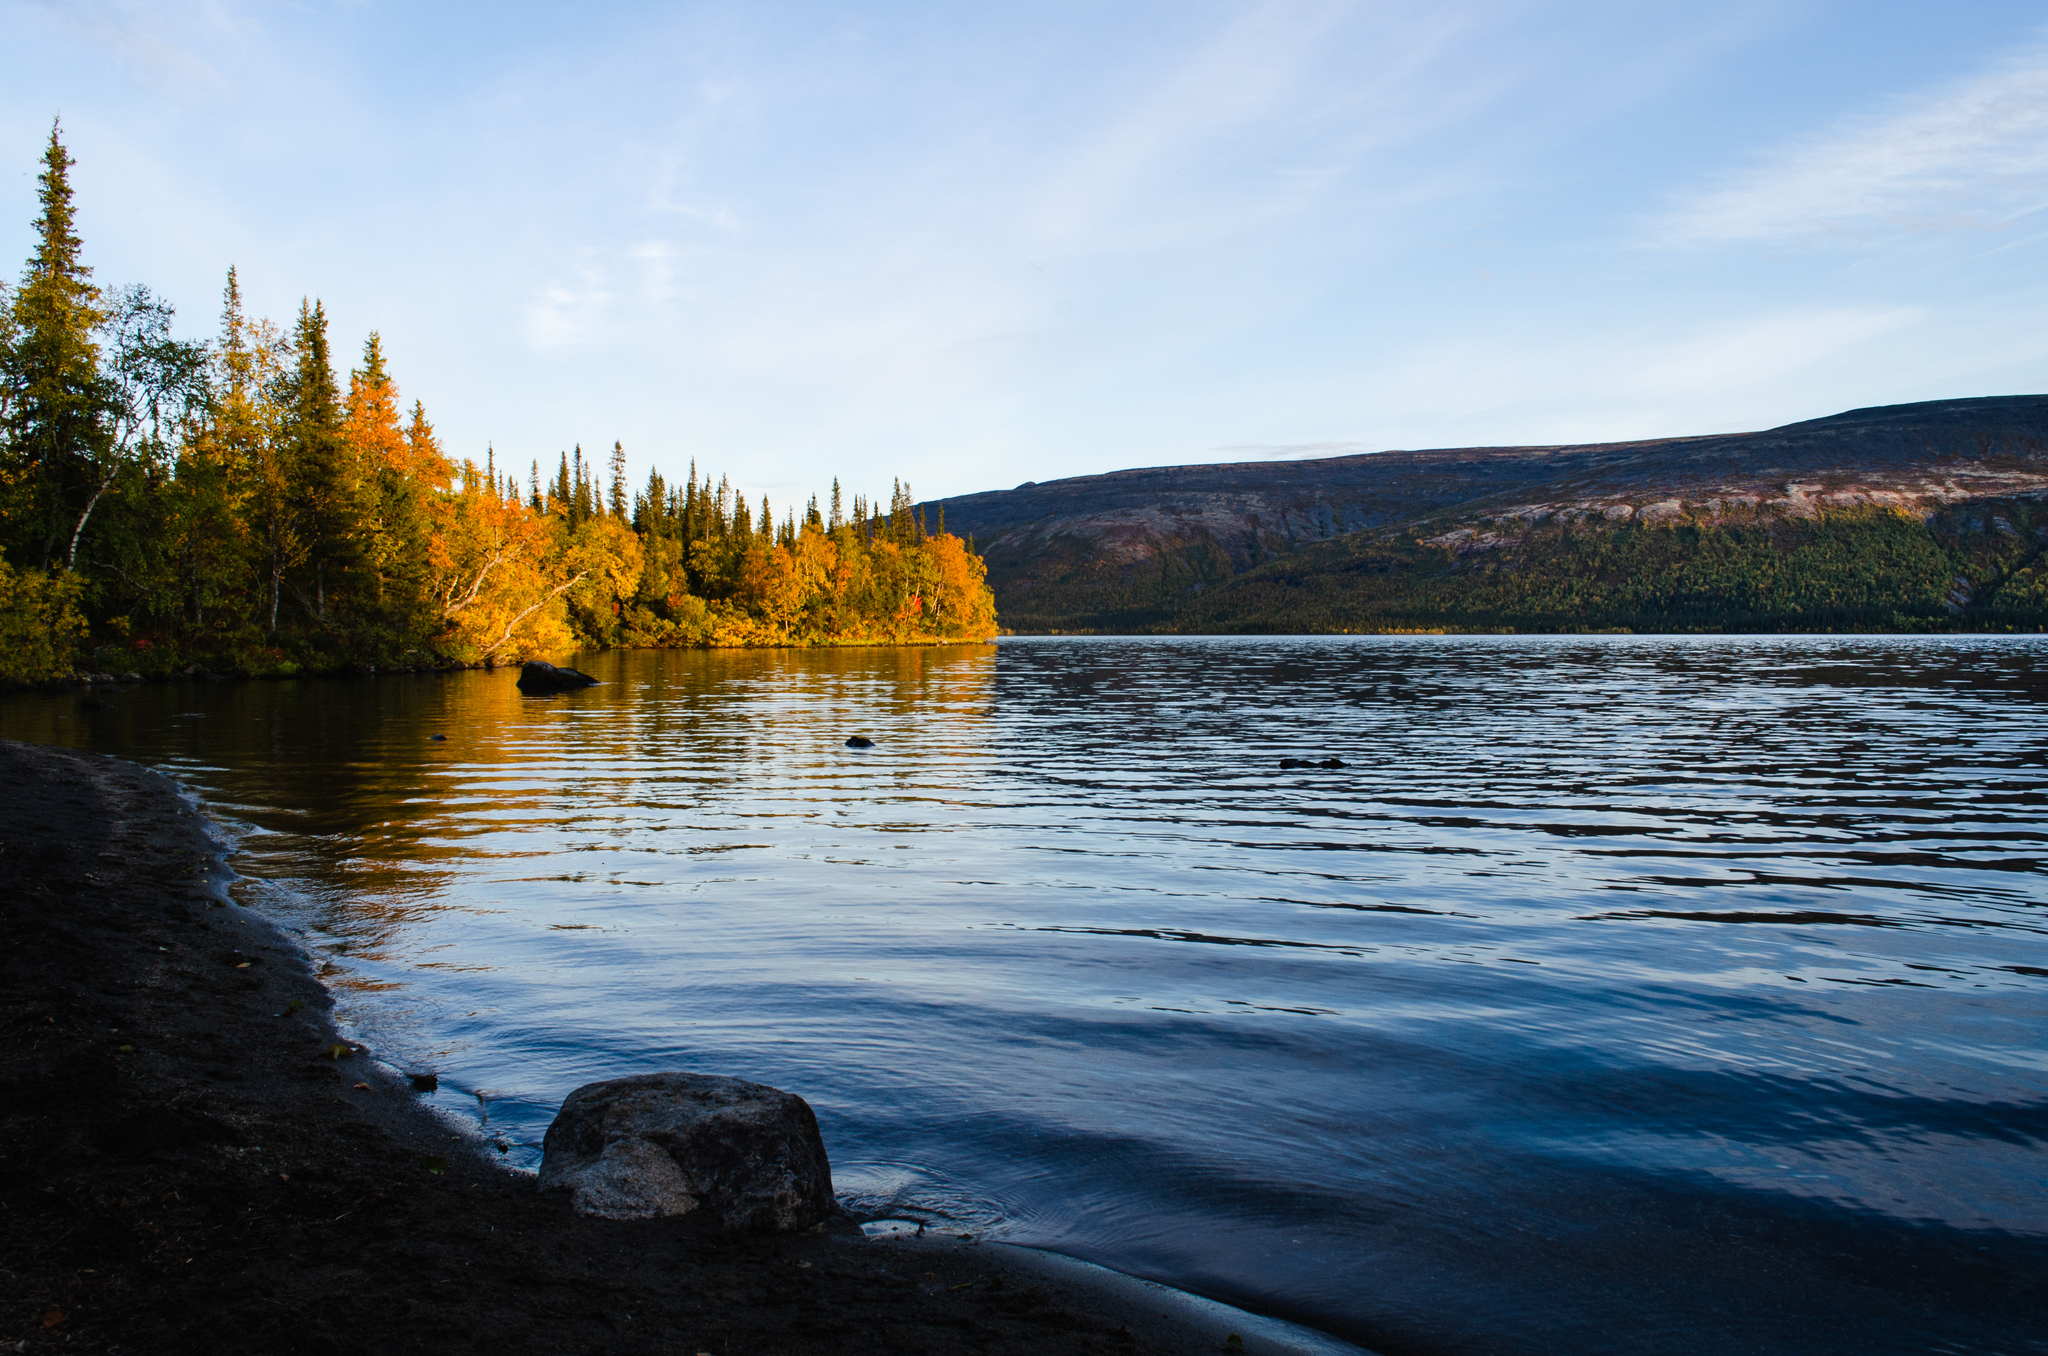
[
  {"left": 516, "top": 660, "right": 599, "bottom": 693},
  {"left": 539, "top": 1072, "right": 837, "bottom": 1232}
]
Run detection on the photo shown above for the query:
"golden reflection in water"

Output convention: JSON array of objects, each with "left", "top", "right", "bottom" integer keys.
[{"left": 0, "top": 645, "right": 997, "bottom": 979}]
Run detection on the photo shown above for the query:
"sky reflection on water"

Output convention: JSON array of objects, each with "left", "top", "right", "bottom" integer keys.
[{"left": 7, "top": 635, "right": 2046, "bottom": 1355}]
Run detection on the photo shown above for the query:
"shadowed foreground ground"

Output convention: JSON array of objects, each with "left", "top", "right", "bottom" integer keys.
[{"left": 0, "top": 741, "right": 1347, "bottom": 1356}]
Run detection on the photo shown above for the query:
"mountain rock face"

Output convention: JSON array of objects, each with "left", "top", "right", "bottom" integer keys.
[{"left": 927, "top": 396, "right": 2048, "bottom": 633}]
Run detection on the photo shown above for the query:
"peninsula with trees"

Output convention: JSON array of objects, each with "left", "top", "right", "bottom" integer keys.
[{"left": 0, "top": 125, "right": 997, "bottom": 687}]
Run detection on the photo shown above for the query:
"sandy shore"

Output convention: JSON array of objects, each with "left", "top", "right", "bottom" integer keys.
[{"left": 0, "top": 740, "right": 1362, "bottom": 1356}]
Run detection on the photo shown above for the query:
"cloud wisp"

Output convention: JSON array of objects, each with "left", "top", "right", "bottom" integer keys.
[{"left": 1651, "top": 39, "right": 2048, "bottom": 247}]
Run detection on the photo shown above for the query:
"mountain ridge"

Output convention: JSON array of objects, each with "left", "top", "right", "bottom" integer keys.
[{"left": 926, "top": 396, "right": 2048, "bottom": 633}]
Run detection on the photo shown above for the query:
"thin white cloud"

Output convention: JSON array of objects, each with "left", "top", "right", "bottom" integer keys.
[
  {"left": 1027, "top": 0, "right": 1369, "bottom": 247},
  {"left": 1652, "top": 42, "right": 2048, "bottom": 246},
  {"left": 628, "top": 240, "right": 678, "bottom": 304},
  {"left": 1620, "top": 306, "right": 1922, "bottom": 395},
  {"left": 29, "top": 0, "right": 235, "bottom": 100},
  {"left": 1315, "top": 306, "right": 1925, "bottom": 450},
  {"left": 523, "top": 257, "right": 612, "bottom": 349}
]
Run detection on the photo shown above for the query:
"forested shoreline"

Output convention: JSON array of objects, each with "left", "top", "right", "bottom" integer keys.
[
  {"left": 0, "top": 125, "right": 996, "bottom": 686},
  {"left": 981, "top": 501, "right": 2048, "bottom": 635}
]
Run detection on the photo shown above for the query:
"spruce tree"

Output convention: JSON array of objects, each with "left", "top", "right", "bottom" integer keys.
[
  {"left": 279, "top": 299, "right": 354, "bottom": 623},
  {"left": 183, "top": 268, "right": 266, "bottom": 630},
  {"left": 572, "top": 445, "right": 595, "bottom": 526},
  {"left": 608, "top": 440, "right": 627, "bottom": 519},
  {"left": 2, "top": 119, "right": 109, "bottom": 570}
]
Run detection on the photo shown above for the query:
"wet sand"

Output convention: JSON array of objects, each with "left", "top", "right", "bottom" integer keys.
[{"left": 0, "top": 740, "right": 1361, "bottom": 1356}]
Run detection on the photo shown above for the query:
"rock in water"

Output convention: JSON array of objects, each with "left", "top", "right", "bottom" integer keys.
[
  {"left": 540, "top": 1072, "right": 836, "bottom": 1231},
  {"left": 844, "top": 735, "right": 875, "bottom": 749},
  {"left": 516, "top": 661, "right": 600, "bottom": 694}
]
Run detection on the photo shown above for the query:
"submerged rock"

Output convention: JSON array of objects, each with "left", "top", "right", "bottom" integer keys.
[
  {"left": 516, "top": 661, "right": 600, "bottom": 694},
  {"left": 540, "top": 1072, "right": 836, "bottom": 1232}
]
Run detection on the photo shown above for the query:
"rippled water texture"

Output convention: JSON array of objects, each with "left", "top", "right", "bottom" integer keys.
[{"left": 9, "top": 636, "right": 2047, "bottom": 1354}]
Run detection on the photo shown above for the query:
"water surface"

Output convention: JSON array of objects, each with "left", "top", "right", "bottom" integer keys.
[{"left": 9, "top": 636, "right": 2046, "bottom": 1354}]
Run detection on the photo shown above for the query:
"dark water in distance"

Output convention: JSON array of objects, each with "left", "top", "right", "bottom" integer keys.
[{"left": 7, "top": 635, "right": 2047, "bottom": 1355}]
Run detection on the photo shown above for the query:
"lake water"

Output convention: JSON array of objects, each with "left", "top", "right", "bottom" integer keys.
[{"left": 8, "top": 636, "right": 2046, "bottom": 1355}]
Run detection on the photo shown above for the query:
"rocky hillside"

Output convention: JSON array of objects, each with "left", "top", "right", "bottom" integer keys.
[{"left": 928, "top": 396, "right": 2048, "bottom": 633}]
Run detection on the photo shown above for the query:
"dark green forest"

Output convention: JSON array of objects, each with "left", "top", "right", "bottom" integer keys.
[{"left": 991, "top": 501, "right": 2048, "bottom": 635}]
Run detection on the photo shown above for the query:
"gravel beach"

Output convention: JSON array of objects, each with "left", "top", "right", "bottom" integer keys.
[{"left": 0, "top": 740, "right": 1357, "bottom": 1356}]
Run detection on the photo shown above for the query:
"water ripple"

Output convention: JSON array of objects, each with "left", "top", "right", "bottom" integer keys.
[{"left": 6, "top": 634, "right": 2046, "bottom": 1355}]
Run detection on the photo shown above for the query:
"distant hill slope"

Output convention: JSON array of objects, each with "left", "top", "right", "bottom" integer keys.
[{"left": 927, "top": 396, "right": 2048, "bottom": 633}]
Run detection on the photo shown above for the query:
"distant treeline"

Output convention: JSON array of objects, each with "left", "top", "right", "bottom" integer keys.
[
  {"left": 995, "top": 504, "right": 2048, "bottom": 635},
  {"left": 0, "top": 125, "right": 995, "bottom": 684}
]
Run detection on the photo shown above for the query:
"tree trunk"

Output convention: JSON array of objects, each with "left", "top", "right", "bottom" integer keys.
[{"left": 65, "top": 468, "right": 119, "bottom": 572}]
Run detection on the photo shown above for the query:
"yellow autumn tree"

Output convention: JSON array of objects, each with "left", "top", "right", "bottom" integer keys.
[{"left": 427, "top": 464, "right": 573, "bottom": 660}]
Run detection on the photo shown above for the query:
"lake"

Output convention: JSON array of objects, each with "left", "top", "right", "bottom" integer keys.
[{"left": 8, "top": 635, "right": 2045, "bottom": 1355}]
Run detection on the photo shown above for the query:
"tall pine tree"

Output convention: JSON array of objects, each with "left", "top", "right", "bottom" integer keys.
[
  {"left": 280, "top": 299, "right": 352, "bottom": 624},
  {"left": 1, "top": 120, "right": 109, "bottom": 571}
]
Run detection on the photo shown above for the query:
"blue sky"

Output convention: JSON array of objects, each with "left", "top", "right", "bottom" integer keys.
[{"left": 5, "top": 2, "right": 2047, "bottom": 507}]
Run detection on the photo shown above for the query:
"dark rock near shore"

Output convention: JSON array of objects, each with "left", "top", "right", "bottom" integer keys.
[
  {"left": 540, "top": 1072, "right": 836, "bottom": 1232},
  {"left": 516, "top": 660, "right": 600, "bottom": 693}
]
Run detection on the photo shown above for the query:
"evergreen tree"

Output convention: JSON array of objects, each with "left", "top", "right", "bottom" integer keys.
[
  {"left": 608, "top": 440, "right": 627, "bottom": 519},
  {"left": 170, "top": 269, "right": 265, "bottom": 631},
  {"left": 279, "top": 299, "right": 352, "bottom": 623},
  {"left": 1, "top": 119, "right": 109, "bottom": 570},
  {"left": 572, "top": 445, "right": 595, "bottom": 526}
]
